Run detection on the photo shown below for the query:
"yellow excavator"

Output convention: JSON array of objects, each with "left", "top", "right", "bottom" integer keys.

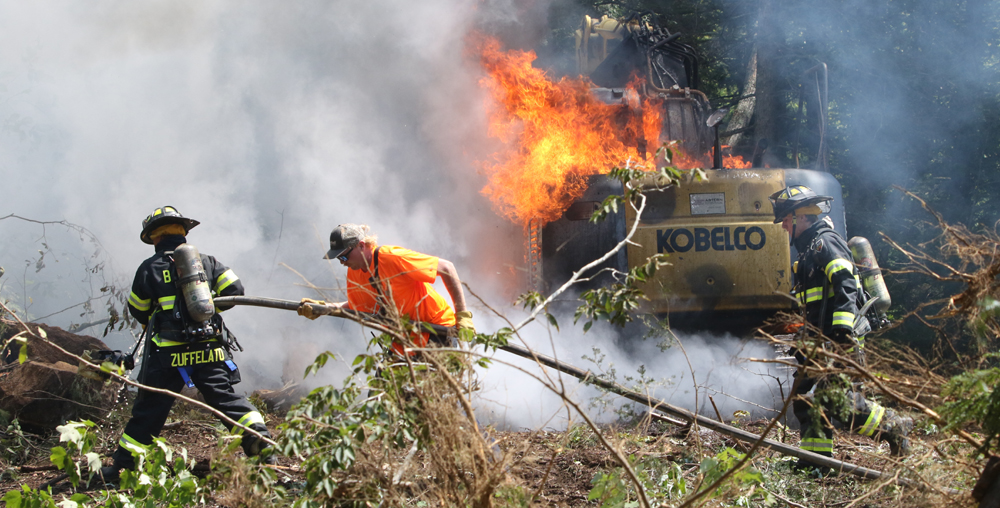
[{"left": 534, "top": 14, "right": 890, "bottom": 332}]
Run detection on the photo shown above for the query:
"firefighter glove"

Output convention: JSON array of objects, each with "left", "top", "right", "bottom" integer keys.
[
  {"left": 455, "top": 310, "right": 476, "bottom": 334},
  {"left": 298, "top": 298, "right": 329, "bottom": 320},
  {"left": 829, "top": 328, "right": 853, "bottom": 344},
  {"left": 831, "top": 328, "right": 866, "bottom": 367}
]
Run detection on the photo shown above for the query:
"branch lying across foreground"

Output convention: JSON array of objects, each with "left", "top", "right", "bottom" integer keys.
[
  {"left": 427, "top": 341, "right": 957, "bottom": 493},
  {"left": 0, "top": 299, "right": 276, "bottom": 449}
]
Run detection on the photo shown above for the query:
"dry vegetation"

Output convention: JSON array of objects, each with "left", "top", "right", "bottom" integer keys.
[{"left": 0, "top": 335, "right": 986, "bottom": 507}]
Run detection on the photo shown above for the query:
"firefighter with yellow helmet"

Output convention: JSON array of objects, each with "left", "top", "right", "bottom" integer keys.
[
  {"left": 100, "top": 206, "right": 273, "bottom": 482},
  {"left": 769, "top": 186, "right": 911, "bottom": 472}
]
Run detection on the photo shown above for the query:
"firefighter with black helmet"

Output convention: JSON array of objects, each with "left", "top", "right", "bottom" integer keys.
[
  {"left": 769, "top": 186, "right": 911, "bottom": 472},
  {"left": 100, "top": 205, "right": 273, "bottom": 483}
]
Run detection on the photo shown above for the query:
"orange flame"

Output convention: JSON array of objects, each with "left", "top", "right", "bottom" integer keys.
[
  {"left": 477, "top": 38, "right": 657, "bottom": 226},
  {"left": 476, "top": 37, "right": 752, "bottom": 226},
  {"left": 667, "top": 147, "right": 752, "bottom": 170}
]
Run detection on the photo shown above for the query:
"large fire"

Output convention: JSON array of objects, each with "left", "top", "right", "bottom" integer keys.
[{"left": 476, "top": 37, "right": 749, "bottom": 227}]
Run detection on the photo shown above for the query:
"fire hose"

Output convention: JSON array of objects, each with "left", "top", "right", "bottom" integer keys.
[{"left": 215, "top": 295, "right": 933, "bottom": 489}]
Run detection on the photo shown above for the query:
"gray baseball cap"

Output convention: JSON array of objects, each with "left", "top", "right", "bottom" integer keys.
[{"left": 324, "top": 224, "right": 364, "bottom": 260}]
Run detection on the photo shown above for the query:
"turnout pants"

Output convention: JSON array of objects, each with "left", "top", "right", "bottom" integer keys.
[
  {"left": 792, "top": 373, "right": 885, "bottom": 456},
  {"left": 111, "top": 341, "right": 269, "bottom": 467}
]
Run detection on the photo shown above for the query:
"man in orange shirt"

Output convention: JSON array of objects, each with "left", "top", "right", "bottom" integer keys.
[{"left": 298, "top": 224, "right": 475, "bottom": 352}]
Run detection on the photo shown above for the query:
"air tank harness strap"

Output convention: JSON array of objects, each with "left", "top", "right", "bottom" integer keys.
[{"left": 178, "top": 366, "right": 195, "bottom": 388}]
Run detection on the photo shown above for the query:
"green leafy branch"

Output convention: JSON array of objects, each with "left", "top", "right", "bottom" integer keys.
[{"left": 575, "top": 254, "right": 668, "bottom": 331}]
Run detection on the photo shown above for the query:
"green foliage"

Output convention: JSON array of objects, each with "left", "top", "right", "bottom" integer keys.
[
  {"left": 938, "top": 354, "right": 1000, "bottom": 454},
  {"left": 588, "top": 448, "right": 765, "bottom": 508},
  {"left": 806, "top": 374, "right": 855, "bottom": 439},
  {"left": 205, "top": 438, "right": 286, "bottom": 507},
  {"left": 589, "top": 448, "right": 763, "bottom": 507},
  {"left": 970, "top": 296, "right": 1000, "bottom": 341},
  {"left": 103, "top": 439, "right": 210, "bottom": 507},
  {"left": 575, "top": 255, "right": 668, "bottom": 330},
  {"left": 590, "top": 151, "right": 700, "bottom": 225},
  {"left": 5, "top": 420, "right": 211, "bottom": 507},
  {"left": 476, "top": 326, "right": 512, "bottom": 354},
  {"left": 303, "top": 351, "right": 337, "bottom": 378},
  {"left": 564, "top": 423, "right": 598, "bottom": 449},
  {"left": 698, "top": 447, "right": 763, "bottom": 495},
  {"left": 0, "top": 419, "right": 32, "bottom": 476},
  {"left": 49, "top": 421, "right": 99, "bottom": 489},
  {"left": 277, "top": 350, "right": 426, "bottom": 506},
  {"left": 493, "top": 484, "right": 533, "bottom": 507},
  {"left": 517, "top": 291, "right": 561, "bottom": 331},
  {"left": 0, "top": 332, "right": 29, "bottom": 365},
  {"left": 2, "top": 485, "right": 64, "bottom": 508},
  {"left": 589, "top": 455, "right": 689, "bottom": 507}
]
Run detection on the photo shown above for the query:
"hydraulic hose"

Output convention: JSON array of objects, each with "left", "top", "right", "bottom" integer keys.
[{"left": 214, "top": 295, "right": 934, "bottom": 489}]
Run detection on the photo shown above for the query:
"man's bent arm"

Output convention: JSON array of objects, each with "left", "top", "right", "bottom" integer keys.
[{"left": 436, "top": 258, "right": 467, "bottom": 313}]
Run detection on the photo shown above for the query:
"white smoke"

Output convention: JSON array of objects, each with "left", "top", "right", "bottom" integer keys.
[
  {"left": 474, "top": 313, "right": 788, "bottom": 430},
  {"left": 0, "top": 0, "right": 507, "bottom": 385},
  {"left": 0, "top": 1, "right": 785, "bottom": 428}
]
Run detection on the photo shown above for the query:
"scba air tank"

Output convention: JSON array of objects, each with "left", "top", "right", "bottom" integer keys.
[
  {"left": 848, "top": 236, "right": 891, "bottom": 315},
  {"left": 173, "top": 243, "right": 216, "bottom": 323}
]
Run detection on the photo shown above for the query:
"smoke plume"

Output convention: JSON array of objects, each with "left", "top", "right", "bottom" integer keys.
[{"left": 0, "top": 1, "right": 789, "bottom": 428}]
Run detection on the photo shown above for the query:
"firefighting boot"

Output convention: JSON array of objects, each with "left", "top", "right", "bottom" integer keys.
[
  {"left": 878, "top": 410, "right": 913, "bottom": 456},
  {"left": 97, "top": 456, "right": 134, "bottom": 485},
  {"left": 243, "top": 432, "right": 277, "bottom": 465},
  {"left": 793, "top": 452, "right": 833, "bottom": 477}
]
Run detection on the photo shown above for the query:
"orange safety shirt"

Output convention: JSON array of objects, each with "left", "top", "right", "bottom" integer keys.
[{"left": 345, "top": 244, "right": 456, "bottom": 351}]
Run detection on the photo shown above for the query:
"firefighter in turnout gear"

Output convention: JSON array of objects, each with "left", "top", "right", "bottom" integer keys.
[
  {"left": 100, "top": 206, "right": 272, "bottom": 483},
  {"left": 769, "top": 186, "right": 911, "bottom": 472}
]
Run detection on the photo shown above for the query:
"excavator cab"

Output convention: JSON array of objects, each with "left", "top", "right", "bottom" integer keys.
[{"left": 538, "top": 14, "right": 850, "bottom": 333}]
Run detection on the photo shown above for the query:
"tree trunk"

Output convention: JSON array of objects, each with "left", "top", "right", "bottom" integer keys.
[
  {"left": 753, "top": 0, "right": 779, "bottom": 158},
  {"left": 974, "top": 456, "right": 1000, "bottom": 508},
  {"left": 723, "top": 47, "right": 758, "bottom": 150}
]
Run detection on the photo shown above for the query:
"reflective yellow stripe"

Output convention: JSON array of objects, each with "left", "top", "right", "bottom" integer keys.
[
  {"left": 800, "top": 437, "right": 834, "bottom": 453},
  {"left": 152, "top": 335, "right": 217, "bottom": 347},
  {"left": 858, "top": 404, "right": 885, "bottom": 437},
  {"left": 832, "top": 311, "right": 855, "bottom": 327},
  {"left": 152, "top": 335, "right": 186, "bottom": 347},
  {"left": 234, "top": 411, "right": 266, "bottom": 433},
  {"left": 798, "top": 286, "right": 834, "bottom": 303},
  {"left": 128, "top": 292, "right": 151, "bottom": 311},
  {"left": 825, "top": 258, "right": 854, "bottom": 281},
  {"left": 214, "top": 269, "right": 239, "bottom": 293},
  {"left": 120, "top": 434, "right": 148, "bottom": 455},
  {"left": 158, "top": 295, "right": 176, "bottom": 310},
  {"left": 806, "top": 287, "right": 823, "bottom": 303}
]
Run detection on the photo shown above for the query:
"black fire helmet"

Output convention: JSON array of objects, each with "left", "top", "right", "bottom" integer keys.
[
  {"left": 139, "top": 205, "right": 200, "bottom": 244},
  {"left": 768, "top": 185, "right": 833, "bottom": 224}
]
